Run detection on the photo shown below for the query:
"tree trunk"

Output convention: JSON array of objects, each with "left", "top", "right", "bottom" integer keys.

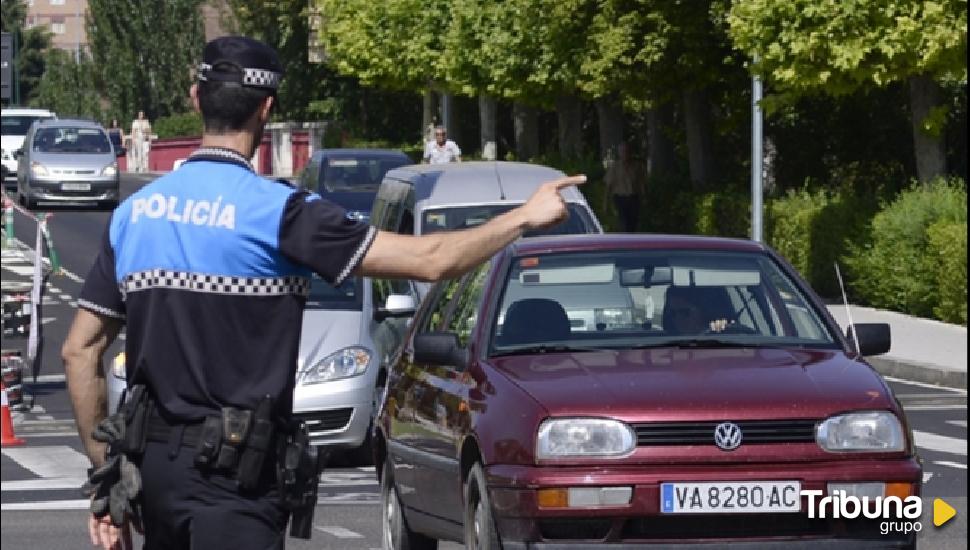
[
  {"left": 646, "top": 103, "right": 675, "bottom": 181},
  {"left": 595, "top": 97, "right": 624, "bottom": 164},
  {"left": 512, "top": 101, "right": 539, "bottom": 161},
  {"left": 556, "top": 95, "right": 583, "bottom": 157},
  {"left": 442, "top": 93, "right": 456, "bottom": 141},
  {"left": 422, "top": 88, "right": 437, "bottom": 142},
  {"left": 683, "top": 88, "right": 716, "bottom": 191},
  {"left": 479, "top": 94, "right": 498, "bottom": 160},
  {"left": 909, "top": 74, "right": 947, "bottom": 183}
]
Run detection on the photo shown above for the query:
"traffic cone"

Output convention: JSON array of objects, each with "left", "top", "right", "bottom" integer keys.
[{"left": 1, "top": 378, "right": 25, "bottom": 446}]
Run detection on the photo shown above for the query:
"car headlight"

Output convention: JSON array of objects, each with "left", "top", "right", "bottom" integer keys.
[
  {"left": 298, "top": 347, "right": 371, "bottom": 385},
  {"left": 537, "top": 418, "right": 636, "bottom": 459},
  {"left": 816, "top": 411, "right": 905, "bottom": 452},
  {"left": 30, "top": 161, "right": 49, "bottom": 177},
  {"left": 102, "top": 162, "right": 117, "bottom": 177}
]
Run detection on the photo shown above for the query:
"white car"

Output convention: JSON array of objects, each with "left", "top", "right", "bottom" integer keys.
[{"left": 2, "top": 108, "right": 56, "bottom": 189}]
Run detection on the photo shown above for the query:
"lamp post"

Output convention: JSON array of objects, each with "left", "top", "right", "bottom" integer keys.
[{"left": 750, "top": 56, "right": 764, "bottom": 243}]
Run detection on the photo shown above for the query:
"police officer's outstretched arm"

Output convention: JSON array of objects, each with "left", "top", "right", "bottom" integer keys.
[{"left": 356, "top": 175, "right": 585, "bottom": 281}]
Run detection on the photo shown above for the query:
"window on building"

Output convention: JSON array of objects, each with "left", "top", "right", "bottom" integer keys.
[
  {"left": 51, "top": 22, "right": 66, "bottom": 34},
  {"left": 51, "top": 0, "right": 66, "bottom": 6}
]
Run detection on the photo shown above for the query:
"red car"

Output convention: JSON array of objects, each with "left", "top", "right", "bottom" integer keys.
[{"left": 375, "top": 234, "right": 920, "bottom": 549}]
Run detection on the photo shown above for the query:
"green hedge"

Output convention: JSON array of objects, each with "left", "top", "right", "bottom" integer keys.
[
  {"left": 765, "top": 188, "right": 878, "bottom": 297},
  {"left": 153, "top": 112, "right": 203, "bottom": 139},
  {"left": 844, "top": 178, "right": 967, "bottom": 321},
  {"left": 927, "top": 221, "right": 968, "bottom": 325}
]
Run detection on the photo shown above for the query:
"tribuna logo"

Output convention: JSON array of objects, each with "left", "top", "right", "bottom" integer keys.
[{"left": 802, "top": 490, "right": 923, "bottom": 535}]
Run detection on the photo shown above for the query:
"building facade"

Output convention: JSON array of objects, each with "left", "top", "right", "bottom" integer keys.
[{"left": 25, "top": 0, "right": 89, "bottom": 58}]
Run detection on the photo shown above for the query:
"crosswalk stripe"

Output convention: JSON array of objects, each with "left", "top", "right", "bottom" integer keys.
[
  {"left": 314, "top": 526, "right": 364, "bottom": 538},
  {"left": 2, "top": 478, "right": 85, "bottom": 491},
  {"left": 947, "top": 420, "right": 967, "bottom": 428},
  {"left": 1, "top": 445, "right": 90, "bottom": 478},
  {"left": 913, "top": 430, "right": 967, "bottom": 456},
  {"left": 2, "top": 265, "right": 35, "bottom": 276},
  {"left": 1, "top": 499, "right": 90, "bottom": 511},
  {"left": 933, "top": 460, "right": 967, "bottom": 470}
]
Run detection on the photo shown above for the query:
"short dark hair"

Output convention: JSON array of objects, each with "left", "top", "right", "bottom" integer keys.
[{"left": 197, "top": 63, "right": 272, "bottom": 133}]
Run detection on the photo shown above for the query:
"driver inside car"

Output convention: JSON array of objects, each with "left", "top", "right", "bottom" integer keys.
[{"left": 662, "top": 286, "right": 737, "bottom": 335}]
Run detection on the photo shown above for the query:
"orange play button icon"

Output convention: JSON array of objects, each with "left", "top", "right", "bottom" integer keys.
[{"left": 934, "top": 498, "right": 957, "bottom": 527}]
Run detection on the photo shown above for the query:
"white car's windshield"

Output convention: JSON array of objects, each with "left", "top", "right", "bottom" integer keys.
[
  {"left": 2, "top": 115, "right": 52, "bottom": 137},
  {"left": 490, "top": 250, "right": 838, "bottom": 354}
]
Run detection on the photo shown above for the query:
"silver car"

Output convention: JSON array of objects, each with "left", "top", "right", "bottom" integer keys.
[{"left": 15, "top": 118, "right": 123, "bottom": 209}]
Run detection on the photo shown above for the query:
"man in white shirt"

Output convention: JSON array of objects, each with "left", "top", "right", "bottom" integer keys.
[{"left": 423, "top": 126, "right": 461, "bottom": 164}]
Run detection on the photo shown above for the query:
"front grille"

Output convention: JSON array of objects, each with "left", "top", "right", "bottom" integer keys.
[
  {"left": 296, "top": 408, "right": 354, "bottom": 433},
  {"left": 634, "top": 419, "right": 818, "bottom": 446},
  {"left": 539, "top": 518, "right": 612, "bottom": 541}
]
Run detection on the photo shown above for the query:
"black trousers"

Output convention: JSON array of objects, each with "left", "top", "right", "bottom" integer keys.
[
  {"left": 138, "top": 440, "right": 288, "bottom": 549},
  {"left": 612, "top": 193, "right": 641, "bottom": 233}
]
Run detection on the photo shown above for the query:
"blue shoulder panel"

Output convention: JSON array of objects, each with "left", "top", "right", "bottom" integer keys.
[{"left": 110, "top": 162, "right": 310, "bottom": 281}]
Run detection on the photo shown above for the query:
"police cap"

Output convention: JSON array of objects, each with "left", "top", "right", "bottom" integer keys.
[{"left": 197, "top": 36, "right": 282, "bottom": 91}]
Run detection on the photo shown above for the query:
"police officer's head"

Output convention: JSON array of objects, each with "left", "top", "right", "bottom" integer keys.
[{"left": 191, "top": 36, "right": 282, "bottom": 140}]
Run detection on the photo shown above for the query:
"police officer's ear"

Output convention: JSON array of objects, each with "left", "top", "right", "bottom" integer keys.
[
  {"left": 257, "top": 95, "right": 275, "bottom": 125},
  {"left": 189, "top": 84, "right": 201, "bottom": 114}
]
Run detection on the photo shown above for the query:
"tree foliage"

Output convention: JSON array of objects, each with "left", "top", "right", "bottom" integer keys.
[
  {"left": 30, "top": 49, "right": 102, "bottom": 120},
  {"left": 86, "top": 0, "right": 205, "bottom": 125},
  {"left": 1, "top": 0, "right": 51, "bottom": 105}
]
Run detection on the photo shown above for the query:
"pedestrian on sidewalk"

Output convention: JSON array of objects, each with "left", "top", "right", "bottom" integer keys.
[
  {"left": 603, "top": 141, "right": 644, "bottom": 233},
  {"left": 106, "top": 119, "right": 126, "bottom": 156},
  {"left": 63, "top": 35, "right": 585, "bottom": 550},
  {"left": 423, "top": 125, "right": 461, "bottom": 164},
  {"left": 129, "top": 110, "right": 152, "bottom": 173}
]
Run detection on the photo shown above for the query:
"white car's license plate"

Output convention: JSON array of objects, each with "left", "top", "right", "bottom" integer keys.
[
  {"left": 661, "top": 481, "right": 801, "bottom": 514},
  {"left": 62, "top": 182, "right": 91, "bottom": 191}
]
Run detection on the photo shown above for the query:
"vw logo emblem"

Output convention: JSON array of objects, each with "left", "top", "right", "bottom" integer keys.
[{"left": 714, "top": 422, "right": 743, "bottom": 451}]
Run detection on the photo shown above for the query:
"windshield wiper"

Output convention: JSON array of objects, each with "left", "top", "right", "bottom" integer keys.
[
  {"left": 490, "top": 344, "right": 603, "bottom": 357},
  {"left": 628, "top": 339, "right": 777, "bottom": 350}
]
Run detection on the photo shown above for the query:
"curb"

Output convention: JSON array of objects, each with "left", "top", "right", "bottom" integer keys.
[{"left": 869, "top": 356, "right": 967, "bottom": 390}]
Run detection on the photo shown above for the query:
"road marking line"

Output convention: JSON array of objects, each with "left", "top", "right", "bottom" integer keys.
[
  {"left": 2, "top": 265, "right": 34, "bottom": 276},
  {"left": 933, "top": 460, "right": 967, "bottom": 470},
  {"left": 884, "top": 377, "right": 967, "bottom": 394},
  {"left": 947, "top": 420, "right": 967, "bottom": 428},
  {"left": 1, "top": 499, "right": 90, "bottom": 511},
  {"left": 913, "top": 430, "right": 967, "bottom": 456},
  {"left": 1, "top": 445, "right": 90, "bottom": 478},
  {"left": 923, "top": 472, "right": 934, "bottom": 483},
  {"left": 36, "top": 414, "right": 54, "bottom": 421},
  {"left": 2, "top": 478, "right": 86, "bottom": 491},
  {"left": 49, "top": 287, "right": 61, "bottom": 293},
  {"left": 904, "top": 405, "right": 969, "bottom": 411},
  {"left": 20, "top": 432, "right": 79, "bottom": 438},
  {"left": 59, "top": 294, "right": 72, "bottom": 300},
  {"left": 30, "top": 374, "right": 66, "bottom": 383},
  {"left": 314, "top": 526, "right": 365, "bottom": 538}
]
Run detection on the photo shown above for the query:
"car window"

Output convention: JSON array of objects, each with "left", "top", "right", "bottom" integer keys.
[
  {"left": 490, "top": 250, "right": 839, "bottom": 354},
  {"left": 33, "top": 127, "right": 111, "bottom": 154},
  {"left": 422, "top": 203, "right": 595, "bottom": 236},
  {"left": 300, "top": 157, "right": 320, "bottom": 190},
  {"left": 320, "top": 156, "right": 408, "bottom": 193},
  {"left": 306, "top": 275, "right": 362, "bottom": 311},
  {"left": 420, "top": 278, "right": 464, "bottom": 333},
  {"left": 2, "top": 115, "right": 53, "bottom": 137},
  {"left": 445, "top": 262, "right": 490, "bottom": 347}
]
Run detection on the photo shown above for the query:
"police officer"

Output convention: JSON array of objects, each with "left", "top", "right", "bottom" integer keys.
[{"left": 63, "top": 36, "right": 584, "bottom": 550}]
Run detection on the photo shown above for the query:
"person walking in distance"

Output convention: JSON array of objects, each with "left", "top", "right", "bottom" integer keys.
[
  {"left": 423, "top": 125, "right": 461, "bottom": 164},
  {"left": 604, "top": 141, "right": 644, "bottom": 233},
  {"left": 130, "top": 110, "right": 152, "bottom": 173},
  {"left": 106, "top": 119, "right": 126, "bottom": 156},
  {"left": 63, "top": 35, "right": 585, "bottom": 550}
]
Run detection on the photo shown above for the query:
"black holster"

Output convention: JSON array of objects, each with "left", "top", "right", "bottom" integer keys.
[
  {"left": 120, "top": 384, "right": 152, "bottom": 456},
  {"left": 277, "top": 421, "right": 328, "bottom": 539}
]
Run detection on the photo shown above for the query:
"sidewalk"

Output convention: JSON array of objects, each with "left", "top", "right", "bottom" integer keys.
[{"left": 828, "top": 304, "right": 967, "bottom": 389}]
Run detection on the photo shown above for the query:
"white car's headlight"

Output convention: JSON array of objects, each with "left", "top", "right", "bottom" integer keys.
[
  {"left": 537, "top": 418, "right": 636, "bottom": 459},
  {"left": 298, "top": 347, "right": 371, "bottom": 385},
  {"left": 816, "top": 411, "right": 905, "bottom": 452},
  {"left": 102, "top": 163, "right": 117, "bottom": 177},
  {"left": 30, "top": 161, "right": 48, "bottom": 177}
]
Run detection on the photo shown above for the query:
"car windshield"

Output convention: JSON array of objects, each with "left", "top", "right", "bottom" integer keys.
[
  {"left": 306, "top": 275, "right": 362, "bottom": 311},
  {"left": 2, "top": 115, "right": 53, "bottom": 137},
  {"left": 321, "top": 156, "right": 408, "bottom": 193},
  {"left": 422, "top": 203, "right": 595, "bottom": 236},
  {"left": 489, "top": 249, "right": 838, "bottom": 355},
  {"left": 33, "top": 127, "right": 111, "bottom": 154}
]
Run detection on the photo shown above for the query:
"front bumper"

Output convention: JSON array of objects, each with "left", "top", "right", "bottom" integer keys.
[
  {"left": 292, "top": 373, "right": 374, "bottom": 449},
  {"left": 487, "top": 458, "right": 921, "bottom": 547},
  {"left": 23, "top": 177, "right": 119, "bottom": 203}
]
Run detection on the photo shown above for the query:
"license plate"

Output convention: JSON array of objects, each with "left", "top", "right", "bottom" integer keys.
[
  {"left": 61, "top": 182, "right": 91, "bottom": 191},
  {"left": 661, "top": 481, "right": 801, "bottom": 514}
]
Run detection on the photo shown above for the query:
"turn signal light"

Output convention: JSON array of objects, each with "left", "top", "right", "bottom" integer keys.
[
  {"left": 884, "top": 482, "right": 913, "bottom": 499},
  {"left": 537, "top": 488, "right": 568, "bottom": 508}
]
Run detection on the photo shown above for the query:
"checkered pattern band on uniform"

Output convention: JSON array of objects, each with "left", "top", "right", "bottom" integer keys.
[
  {"left": 77, "top": 298, "right": 126, "bottom": 320},
  {"left": 197, "top": 63, "right": 281, "bottom": 90},
  {"left": 120, "top": 269, "right": 310, "bottom": 298},
  {"left": 334, "top": 225, "right": 377, "bottom": 286},
  {"left": 188, "top": 147, "right": 254, "bottom": 172}
]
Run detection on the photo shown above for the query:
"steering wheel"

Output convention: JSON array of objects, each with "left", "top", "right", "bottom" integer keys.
[{"left": 703, "top": 320, "right": 759, "bottom": 336}]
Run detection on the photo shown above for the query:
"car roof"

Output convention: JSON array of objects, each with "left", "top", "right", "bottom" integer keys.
[
  {"left": 314, "top": 148, "right": 410, "bottom": 159},
  {"left": 2, "top": 108, "right": 56, "bottom": 117},
  {"left": 384, "top": 161, "right": 587, "bottom": 206},
  {"left": 34, "top": 118, "right": 104, "bottom": 129},
  {"left": 508, "top": 234, "right": 767, "bottom": 256}
]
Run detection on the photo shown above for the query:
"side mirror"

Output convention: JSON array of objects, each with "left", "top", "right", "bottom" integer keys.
[
  {"left": 374, "top": 293, "right": 416, "bottom": 322},
  {"left": 846, "top": 323, "right": 891, "bottom": 356},
  {"left": 413, "top": 331, "right": 468, "bottom": 367},
  {"left": 116, "top": 147, "right": 127, "bottom": 158}
]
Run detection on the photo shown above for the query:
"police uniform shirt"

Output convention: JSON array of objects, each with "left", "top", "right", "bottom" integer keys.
[{"left": 78, "top": 149, "right": 376, "bottom": 421}]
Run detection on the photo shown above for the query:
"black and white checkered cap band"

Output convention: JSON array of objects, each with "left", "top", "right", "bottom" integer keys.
[
  {"left": 121, "top": 269, "right": 309, "bottom": 298},
  {"left": 197, "top": 63, "right": 281, "bottom": 90}
]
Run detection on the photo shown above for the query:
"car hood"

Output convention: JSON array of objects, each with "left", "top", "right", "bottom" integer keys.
[
  {"left": 30, "top": 151, "right": 116, "bottom": 171},
  {"left": 297, "top": 309, "right": 365, "bottom": 369},
  {"left": 488, "top": 347, "right": 894, "bottom": 421}
]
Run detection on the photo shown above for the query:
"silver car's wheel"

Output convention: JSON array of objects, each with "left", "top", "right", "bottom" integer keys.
[{"left": 381, "top": 459, "right": 437, "bottom": 550}]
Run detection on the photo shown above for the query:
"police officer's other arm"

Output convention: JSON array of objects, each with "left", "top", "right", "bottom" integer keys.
[
  {"left": 357, "top": 175, "right": 585, "bottom": 282},
  {"left": 63, "top": 309, "right": 123, "bottom": 466}
]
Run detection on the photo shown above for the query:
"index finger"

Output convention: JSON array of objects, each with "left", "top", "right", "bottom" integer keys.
[{"left": 547, "top": 174, "right": 587, "bottom": 190}]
